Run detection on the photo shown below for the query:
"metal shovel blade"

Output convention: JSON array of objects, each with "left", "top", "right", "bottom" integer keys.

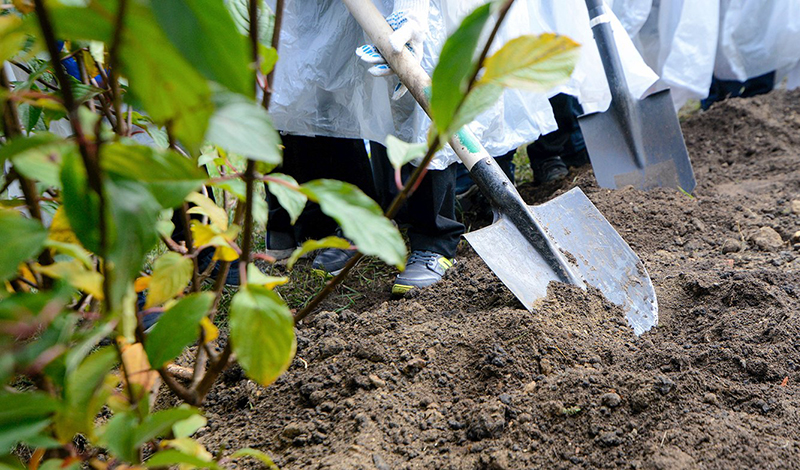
[
  {"left": 464, "top": 187, "right": 658, "bottom": 335},
  {"left": 578, "top": 88, "right": 696, "bottom": 192}
]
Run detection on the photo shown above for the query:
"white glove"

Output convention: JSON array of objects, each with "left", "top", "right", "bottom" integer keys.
[{"left": 355, "top": 0, "right": 429, "bottom": 100}]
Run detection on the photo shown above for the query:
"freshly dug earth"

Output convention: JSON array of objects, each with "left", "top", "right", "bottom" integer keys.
[{"left": 195, "top": 90, "right": 800, "bottom": 469}]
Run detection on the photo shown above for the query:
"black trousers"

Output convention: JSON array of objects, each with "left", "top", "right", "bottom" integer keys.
[
  {"left": 527, "top": 93, "right": 585, "bottom": 160},
  {"left": 266, "top": 135, "right": 377, "bottom": 242},
  {"left": 370, "top": 143, "right": 463, "bottom": 259}
]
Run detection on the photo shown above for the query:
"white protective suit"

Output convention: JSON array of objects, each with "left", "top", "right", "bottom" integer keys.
[
  {"left": 268, "top": 0, "right": 657, "bottom": 169},
  {"left": 608, "top": 0, "right": 800, "bottom": 109},
  {"left": 715, "top": 0, "right": 800, "bottom": 87}
]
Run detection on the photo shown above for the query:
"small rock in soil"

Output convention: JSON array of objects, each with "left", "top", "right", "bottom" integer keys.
[
  {"left": 791, "top": 199, "right": 800, "bottom": 215},
  {"left": 372, "top": 454, "right": 390, "bottom": 470},
  {"left": 368, "top": 374, "right": 386, "bottom": 388},
  {"left": 751, "top": 227, "right": 784, "bottom": 251},
  {"left": 404, "top": 358, "right": 427, "bottom": 375},
  {"left": 702, "top": 393, "right": 719, "bottom": 406},
  {"left": 792, "top": 230, "right": 800, "bottom": 243},
  {"left": 522, "top": 381, "right": 537, "bottom": 393},
  {"left": 596, "top": 430, "right": 623, "bottom": 447},
  {"left": 601, "top": 392, "right": 622, "bottom": 408},
  {"left": 654, "top": 376, "right": 676, "bottom": 395},
  {"left": 721, "top": 238, "right": 742, "bottom": 253},
  {"left": 282, "top": 422, "right": 305, "bottom": 438}
]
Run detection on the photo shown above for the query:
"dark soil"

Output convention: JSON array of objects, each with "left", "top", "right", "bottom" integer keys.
[{"left": 194, "top": 90, "right": 800, "bottom": 469}]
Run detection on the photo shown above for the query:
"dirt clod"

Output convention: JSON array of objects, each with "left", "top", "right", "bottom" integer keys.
[{"left": 751, "top": 226, "right": 784, "bottom": 251}]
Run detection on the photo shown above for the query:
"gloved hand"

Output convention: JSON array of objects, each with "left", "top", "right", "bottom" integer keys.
[{"left": 355, "top": 0, "right": 430, "bottom": 100}]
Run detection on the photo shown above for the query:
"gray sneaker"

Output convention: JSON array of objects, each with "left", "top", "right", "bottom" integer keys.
[{"left": 392, "top": 250, "right": 454, "bottom": 295}]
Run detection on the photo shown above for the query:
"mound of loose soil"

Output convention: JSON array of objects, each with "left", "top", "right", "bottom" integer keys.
[{"left": 194, "top": 90, "right": 800, "bottom": 469}]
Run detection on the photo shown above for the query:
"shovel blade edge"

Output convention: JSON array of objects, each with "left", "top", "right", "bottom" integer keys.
[{"left": 464, "top": 187, "right": 658, "bottom": 335}]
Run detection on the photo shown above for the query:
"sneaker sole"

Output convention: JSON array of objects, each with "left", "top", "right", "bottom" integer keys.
[
  {"left": 391, "top": 283, "right": 415, "bottom": 295},
  {"left": 311, "top": 267, "right": 346, "bottom": 279}
]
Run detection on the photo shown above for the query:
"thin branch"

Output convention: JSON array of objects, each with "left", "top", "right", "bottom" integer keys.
[
  {"left": 261, "top": 0, "right": 284, "bottom": 109},
  {"left": 107, "top": 0, "right": 128, "bottom": 136},
  {"left": 191, "top": 341, "right": 232, "bottom": 405},
  {"left": 9, "top": 60, "right": 58, "bottom": 90},
  {"left": 465, "top": 0, "right": 516, "bottom": 93},
  {"left": 180, "top": 204, "right": 201, "bottom": 292}
]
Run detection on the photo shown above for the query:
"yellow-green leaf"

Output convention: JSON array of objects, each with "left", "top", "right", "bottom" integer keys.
[
  {"left": 186, "top": 192, "right": 228, "bottom": 231},
  {"left": 144, "top": 252, "right": 193, "bottom": 309},
  {"left": 287, "top": 236, "right": 351, "bottom": 270},
  {"left": 478, "top": 33, "right": 580, "bottom": 92}
]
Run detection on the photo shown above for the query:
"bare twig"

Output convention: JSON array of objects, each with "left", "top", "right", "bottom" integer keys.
[
  {"left": 261, "top": 0, "right": 284, "bottom": 109},
  {"left": 107, "top": 0, "right": 128, "bottom": 136},
  {"left": 180, "top": 203, "right": 201, "bottom": 292}
]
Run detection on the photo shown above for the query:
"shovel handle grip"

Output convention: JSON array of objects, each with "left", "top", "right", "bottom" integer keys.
[{"left": 341, "top": 0, "right": 491, "bottom": 169}]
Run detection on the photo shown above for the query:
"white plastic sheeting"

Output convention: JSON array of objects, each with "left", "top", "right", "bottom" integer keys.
[
  {"left": 610, "top": 0, "right": 720, "bottom": 109},
  {"left": 267, "top": 0, "right": 657, "bottom": 168},
  {"left": 609, "top": 0, "right": 800, "bottom": 108},
  {"left": 717, "top": 0, "right": 800, "bottom": 86}
]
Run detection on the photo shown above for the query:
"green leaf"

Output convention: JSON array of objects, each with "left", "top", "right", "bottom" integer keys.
[
  {"left": 144, "top": 252, "right": 193, "bottom": 309},
  {"left": 266, "top": 173, "right": 306, "bottom": 225},
  {"left": 0, "top": 455, "right": 25, "bottom": 470},
  {"left": 100, "top": 412, "right": 137, "bottom": 463},
  {"left": 145, "top": 293, "right": 214, "bottom": 369},
  {"left": 445, "top": 83, "right": 503, "bottom": 137},
  {"left": 0, "top": 392, "right": 59, "bottom": 426},
  {"left": 478, "top": 33, "right": 580, "bottom": 91},
  {"left": 151, "top": 0, "right": 252, "bottom": 97},
  {"left": 229, "top": 286, "right": 295, "bottom": 387},
  {"left": 105, "top": 178, "right": 162, "bottom": 309},
  {"left": 172, "top": 414, "right": 207, "bottom": 439},
  {"left": 230, "top": 448, "right": 278, "bottom": 469},
  {"left": 0, "top": 132, "right": 61, "bottom": 165},
  {"left": 287, "top": 236, "right": 351, "bottom": 270},
  {"left": 0, "top": 15, "right": 28, "bottom": 64},
  {"left": 226, "top": 0, "right": 273, "bottom": 45},
  {"left": 146, "top": 450, "right": 220, "bottom": 470},
  {"left": 100, "top": 143, "right": 206, "bottom": 208},
  {"left": 385, "top": 135, "right": 427, "bottom": 170},
  {"left": 260, "top": 44, "right": 278, "bottom": 75},
  {"left": 430, "top": 3, "right": 493, "bottom": 136},
  {"left": 47, "top": 1, "right": 214, "bottom": 151},
  {"left": 133, "top": 407, "right": 199, "bottom": 448},
  {"left": 0, "top": 210, "right": 48, "bottom": 283},
  {"left": 246, "top": 264, "right": 288, "bottom": 289},
  {"left": 60, "top": 150, "right": 101, "bottom": 253},
  {"left": 301, "top": 180, "right": 405, "bottom": 269},
  {"left": 0, "top": 419, "right": 50, "bottom": 454},
  {"left": 38, "top": 460, "right": 80, "bottom": 470},
  {"left": 206, "top": 92, "right": 282, "bottom": 164},
  {"left": 55, "top": 347, "right": 117, "bottom": 441}
]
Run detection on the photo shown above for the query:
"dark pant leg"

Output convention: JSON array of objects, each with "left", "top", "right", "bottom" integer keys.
[
  {"left": 267, "top": 135, "right": 376, "bottom": 241},
  {"left": 371, "top": 143, "right": 464, "bottom": 259},
  {"left": 528, "top": 93, "right": 585, "bottom": 160}
]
